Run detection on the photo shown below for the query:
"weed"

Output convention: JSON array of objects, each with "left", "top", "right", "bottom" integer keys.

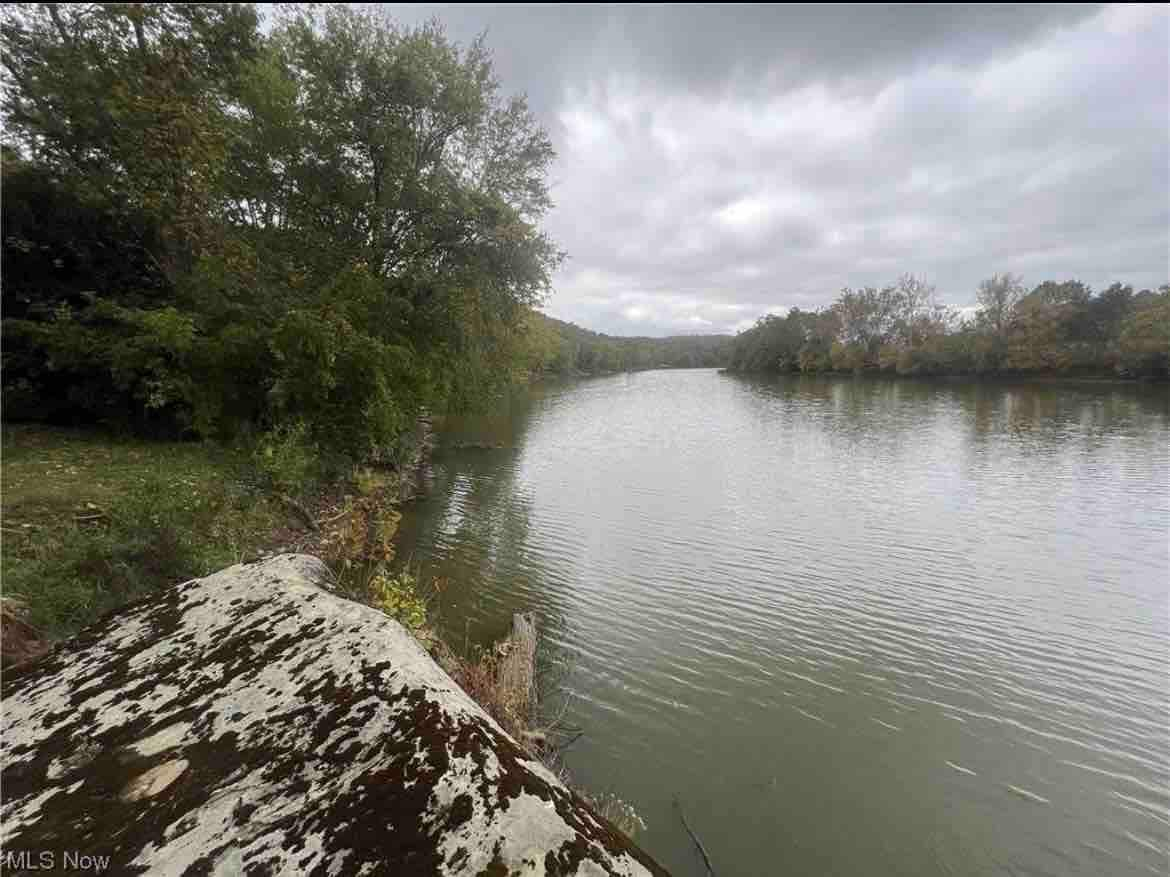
[
  {"left": 253, "top": 420, "right": 319, "bottom": 497},
  {"left": 582, "top": 792, "right": 647, "bottom": 839},
  {"left": 368, "top": 568, "right": 428, "bottom": 630}
]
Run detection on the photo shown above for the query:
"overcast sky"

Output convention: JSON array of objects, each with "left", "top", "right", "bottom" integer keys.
[{"left": 386, "top": 3, "right": 1168, "bottom": 336}]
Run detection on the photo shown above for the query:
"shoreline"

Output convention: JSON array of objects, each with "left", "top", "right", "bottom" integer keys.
[{"left": 719, "top": 368, "right": 1167, "bottom": 386}]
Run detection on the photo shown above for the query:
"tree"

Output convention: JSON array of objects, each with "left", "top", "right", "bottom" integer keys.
[
  {"left": 1006, "top": 295, "right": 1073, "bottom": 372},
  {"left": 1082, "top": 283, "right": 1134, "bottom": 345},
  {"left": 1118, "top": 289, "right": 1170, "bottom": 377},
  {"left": 895, "top": 273, "right": 937, "bottom": 349},
  {"left": 832, "top": 286, "right": 900, "bottom": 367},
  {"left": 1, "top": 5, "right": 566, "bottom": 455},
  {"left": 975, "top": 273, "right": 1025, "bottom": 340},
  {"left": 726, "top": 275, "right": 1167, "bottom": 379},
  {"left": 1, "top": 3, "right": 260, "bottom": 282}
]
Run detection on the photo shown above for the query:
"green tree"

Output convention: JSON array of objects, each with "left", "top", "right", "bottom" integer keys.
[
  {"left": 975, "top": 273, "right": 1025, "bottom": 341},
  {"left": 1, "top": 3, "right": 259, "bottom": 282},
  {"left": 1118, "top": 289, "right": 1170, "bottom": 377},
  {"left": 2, "top": 5, "right": 565, "bottom": 456}
]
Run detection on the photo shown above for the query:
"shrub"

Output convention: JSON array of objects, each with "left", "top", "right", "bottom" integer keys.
[
  {"left": 368, "top": 569, "right": 428, "bottom": 630},
  {"left": 253, "top": 420, "right": 319, "bottom": 496}
]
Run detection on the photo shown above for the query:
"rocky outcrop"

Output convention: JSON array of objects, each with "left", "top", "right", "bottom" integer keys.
[{"left": 0, "top": 555, "right": 668, "bottom": 876}]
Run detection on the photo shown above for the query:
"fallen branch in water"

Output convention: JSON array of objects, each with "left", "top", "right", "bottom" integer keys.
[{"left": 674, "top": 797, "right": 716, "bottom": 876}]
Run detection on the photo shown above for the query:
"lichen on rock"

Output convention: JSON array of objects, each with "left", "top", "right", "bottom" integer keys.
[{"left": 1, "top": 555, "right": 668, "bottom": 876}]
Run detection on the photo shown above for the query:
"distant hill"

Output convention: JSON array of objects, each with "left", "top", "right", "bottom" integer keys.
[{"left": 521, "top": 310, "right": 733, "bottom": 374}]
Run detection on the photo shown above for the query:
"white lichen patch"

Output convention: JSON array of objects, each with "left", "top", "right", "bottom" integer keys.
[{"left": 1, "top": 555, "right": 665, "bottom": 876}]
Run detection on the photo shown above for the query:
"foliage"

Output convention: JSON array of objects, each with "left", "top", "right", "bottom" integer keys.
[
  {"left": 369, "top": 569, "right": 428, "bottom": 630},
  {"left": 1118, "top": 290, "right": 1170, "bottom": 377},
  {"left": 0, "top": 3, "right": 259, "bottom": 281},
  {"left": 1, "top": 4, "right": 562, "bottom": 461},
  {"left": 253, "top": 420, "right": 319, "bottom": 495},
  {"left": 728, "top": 276, "right": 1169, "bottom": 379}
]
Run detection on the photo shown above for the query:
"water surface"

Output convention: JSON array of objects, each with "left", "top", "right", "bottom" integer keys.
[{"left": 395, "top": 371, "right": 1170, "bottom": 876}]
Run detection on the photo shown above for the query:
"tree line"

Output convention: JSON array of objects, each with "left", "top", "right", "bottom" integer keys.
[
  {"left": 513, "top": 311, "right": 733, "bottom": 375},
  {"left": 726, "top": 274, "right": 1169, "bottom": 379},
  {"left": 1, "top": 4, "right": 562, "bottom": 460}
]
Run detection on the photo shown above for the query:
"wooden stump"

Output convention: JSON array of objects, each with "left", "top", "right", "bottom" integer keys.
[{"left": 498, "top": 611, "right": 537, "bottom": 722}]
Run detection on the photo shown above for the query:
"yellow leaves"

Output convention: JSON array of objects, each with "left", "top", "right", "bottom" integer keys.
[
  {"left": 321, "top": 496, "right": 400, "bottom": 571},
  {"left": 375, "top": 510, "right": 401, "bottom": 561},
  {"left": 368, "top": 570, "right": 427, "bottom": 629},
  {"left": 353, "top": 465, "right": 394, "bottom": 496}
]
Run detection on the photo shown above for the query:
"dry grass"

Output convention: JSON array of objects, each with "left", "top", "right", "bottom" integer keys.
[
  {"left": 0, "top": 597, "right": 51, "bottom": 667},
  {"left": 441, "top": 644, "right": 527, "bottom": 739},
  {"left": 434, "top": 620, "right": 647, "bottom": 838},
  {"left": 436, "top": 622, "right": 582, "bottom": 768}
]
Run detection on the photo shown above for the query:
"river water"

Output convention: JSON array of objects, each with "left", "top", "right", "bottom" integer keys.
[{"left": 394, "top": 370, "right": 1169, "bottom": 876}]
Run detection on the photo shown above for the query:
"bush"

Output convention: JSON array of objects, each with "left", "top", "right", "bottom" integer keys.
[
  {"left": 1118, "top": 292, "right": 1170, "bottom": 377},
  {"left": 368, "top": 569, "right": 428, "bottom": 630},
  {"left": 268, "top": 306, "right": 419, "bottom": 461},
  {"left": 253, "top": 420, "right": 319, "bottom": 496}
]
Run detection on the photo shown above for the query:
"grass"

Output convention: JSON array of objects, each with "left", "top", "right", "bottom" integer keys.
[
  {"left": 2, "top": 424, "right": 284, "bottom": 639},
  {"left": 1, "top": 423, "right": 434, "bottom": 643}
]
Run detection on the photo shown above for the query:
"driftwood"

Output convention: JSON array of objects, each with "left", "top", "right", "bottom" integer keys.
[
  {"left": 497, "top": 611, "right": 537, "bottom": 722},
  {"left": 674, "top": 797, "right": 716, "bottom": 876}
]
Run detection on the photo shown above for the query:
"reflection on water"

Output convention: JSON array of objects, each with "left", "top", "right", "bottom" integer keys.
[{"left": 395, "top": 371, "right": 1170, "bottom": 876}]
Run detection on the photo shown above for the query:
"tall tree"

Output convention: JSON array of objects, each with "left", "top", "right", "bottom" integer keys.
[
  {"left": 1, "top": 4, "right": 567, "bottom": 453},
  {"left": 1, "top": 3, "right": 259, "bottom": 282},
  {"left": 975, "top": 273, "right": 1025, "bottom": 340},
  {"left": 895, "top": 273, "right": 937, "bottom": 349}
]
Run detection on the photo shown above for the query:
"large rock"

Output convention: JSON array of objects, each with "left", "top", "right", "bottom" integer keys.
[{"left": 1, "top": 555, "right": 668, "bottom": 875}]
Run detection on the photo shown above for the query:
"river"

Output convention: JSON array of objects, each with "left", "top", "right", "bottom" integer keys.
[{"left": 394, "top": 369, "right": 1169, "bottom": 876}]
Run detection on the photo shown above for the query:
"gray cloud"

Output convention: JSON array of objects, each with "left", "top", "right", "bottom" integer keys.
[{"left": 386, "top": 4, "right": 1167, "bottom": 336}]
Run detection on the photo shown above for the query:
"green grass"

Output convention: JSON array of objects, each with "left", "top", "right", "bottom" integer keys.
[{"left": 2, "top": 425, "right": 283, "bottom": 639}]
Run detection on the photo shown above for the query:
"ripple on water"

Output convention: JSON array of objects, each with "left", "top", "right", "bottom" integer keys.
[{"left": 401, "top": 371, "right": 1170, "bottom": 877}]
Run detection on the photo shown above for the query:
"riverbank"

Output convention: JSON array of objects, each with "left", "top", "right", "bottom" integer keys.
[
  {"left": 1, "top": 421, "right": 432, "bottom": 653},
  {"left": 1, "top": 554, "right": 667, "bottom": 875},
  {"left": 0, "top": 421, "right": 643, "bottom": 834},
  {"left": 720, "top": 367, "right": 1167, "bottom": 385}
]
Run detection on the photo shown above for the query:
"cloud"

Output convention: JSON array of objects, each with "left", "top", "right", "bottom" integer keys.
[{"left": 385, "top": 4, "right": 1166, "bottom": 336}]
